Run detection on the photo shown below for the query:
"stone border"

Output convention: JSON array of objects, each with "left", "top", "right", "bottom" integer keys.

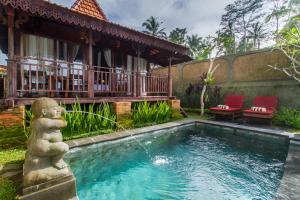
[{"left": 66, "top": 119, "right": 300, "bottom": 149}]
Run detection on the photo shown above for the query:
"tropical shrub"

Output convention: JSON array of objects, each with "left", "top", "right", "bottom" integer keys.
[
  {"left": 63, "top": 102, "right": 116, "bottom": 139},
  {"left": 132, "top": 101, "right": 172, "bottom": 126},
  {"left": 171, "top": 110, "right": 184, "bottom": 121},
  {"left": 273, "top": 107, "right": 300, "bottom": 129},
  {"left": 25, "top": 101, "right": 116, "bottom": 140},
  {"left": 183, "top": 76, "right": 221, "bottom": 108},
  {"left": 116, "top": 114, "right": 134, "bottom": 130}
]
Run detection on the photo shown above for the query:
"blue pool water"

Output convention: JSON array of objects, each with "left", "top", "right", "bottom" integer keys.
[{"left": 65, "top": 124, "right": 289, "bottom": 200}]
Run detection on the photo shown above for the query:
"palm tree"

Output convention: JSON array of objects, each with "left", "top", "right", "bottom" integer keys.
[
  {"left": 247, "top": 22, "right": 268, "bottom": 49},
  {"left": 142, "top": 16, "right": 167, "bottom": 38},
  {"left": 265, "top": 0, "right": 289, "bottom": 38},
  {"left": 169, "top": 28, "right": 187, "bottom": 45},
  {"left": 186, "top": 35, "right": 202, "bottom": 58}
]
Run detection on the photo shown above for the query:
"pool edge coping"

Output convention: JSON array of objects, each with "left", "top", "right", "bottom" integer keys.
[{"left": 66, "top": 119, "right": 300, "bottom": 149}]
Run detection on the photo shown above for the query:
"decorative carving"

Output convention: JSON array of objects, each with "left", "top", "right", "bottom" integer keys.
[
  {"left": 0, "top": 0, "right": 189, "bottom": 56},
  {"left": 15, "top": 12, "right": 29, "bottom": 29},
  {"left": 23, "top": 98, "right": 71, "bottom": 187}
]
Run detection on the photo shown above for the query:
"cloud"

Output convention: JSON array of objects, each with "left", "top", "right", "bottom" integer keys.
[{"left": 52, "top": 0, "right": 234, "bottom": 37}]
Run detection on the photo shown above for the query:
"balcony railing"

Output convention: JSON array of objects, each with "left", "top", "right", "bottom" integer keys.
[{"left": 9, "top": 57, "right": 169, "bottom": 99}]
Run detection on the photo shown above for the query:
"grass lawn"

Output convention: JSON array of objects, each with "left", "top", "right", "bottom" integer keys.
[
  {"left": 0, "top": 126, "right": 26, "bottom": 166},
  {"left": 0, "top": 177, "right": 17, "bottom": 200}
]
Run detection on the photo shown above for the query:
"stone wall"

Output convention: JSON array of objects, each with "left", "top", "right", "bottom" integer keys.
[{"left": 152, "top": 49, "right": 300, "bottom": 108}]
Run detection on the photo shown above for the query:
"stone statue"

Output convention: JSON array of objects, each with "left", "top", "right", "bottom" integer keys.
[{"left": 23, "top": 98, "right": 71, "bottom": 187}]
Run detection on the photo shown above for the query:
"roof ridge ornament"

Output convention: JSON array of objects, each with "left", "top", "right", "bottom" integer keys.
[{"left": 71, "top": 0, "right": 107, "bottom": 21}]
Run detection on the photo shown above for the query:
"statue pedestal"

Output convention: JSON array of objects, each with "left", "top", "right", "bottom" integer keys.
[{"left": 19, "top": 173, "right": 77, "bottom": 200}]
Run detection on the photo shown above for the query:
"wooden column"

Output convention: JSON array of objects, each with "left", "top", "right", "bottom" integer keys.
[
  {"left": 136, "top": 48, "right": 141, "bottom": 97},
  {"left": 88, "top": 30, "right": 94, "bottom": 98},
  {"left": 6, "top": 7, "right": 15, "bottom": 99},
  {"left": 168, "top": 57, "right": 173, "bottom": 97}
]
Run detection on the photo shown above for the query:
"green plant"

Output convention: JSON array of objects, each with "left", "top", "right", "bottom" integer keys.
[
  {"left": 0, "top": 178, "right": 17, "bottom": 200},
  {"left": 171, "top": 110, "right": 184, "bottom": 121},
  {"left": 116, "top": 114, "right": 134, "bottom": 130},
  {"left": 132, "top": 101, "right": 172, "bottom": 126},
  {"left": 63, "top": 102, "right": 116, "bottom": 139},
  {"left": 273, "top": 107, "right": 300, "bottom": 129},
  {"left": 24, "top": 109, "right": 33, "bottom": 138}
]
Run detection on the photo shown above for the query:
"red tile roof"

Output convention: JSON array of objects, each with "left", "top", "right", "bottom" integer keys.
[{"left": 71, "top": 0, "right": 107, "bottom": 21}]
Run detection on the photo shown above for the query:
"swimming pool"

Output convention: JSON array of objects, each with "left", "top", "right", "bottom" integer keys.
[{"left": 65, "top": 123, "right": 290, "bottom": 200}]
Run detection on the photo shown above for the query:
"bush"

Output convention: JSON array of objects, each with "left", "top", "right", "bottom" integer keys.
[
  {"left": 0, "top": 178, "right": 17, "bottom": 200},
  {"left": 273, "top": 107, "right": 300, "bottom": 129},
  {"left": 171, "top": 110, "right": 184, "bottom": 121},
  {"left": 181, "top": 78, "right": 221, "bottom": 108},
  {"left": 63, "top": 102, "right": 116, "bottom": 139},
  {"left": 25, "top": 101, "right": 116, "bottom": 140},
  {"left": 132, "top": 101, "right": 172, "bottom": 126},
  {"left": 116, "top": 114, "right": 134, "bottom": 130}
]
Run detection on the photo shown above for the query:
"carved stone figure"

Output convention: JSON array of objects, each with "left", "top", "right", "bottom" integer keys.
[{"left": 23, "top": 98, "right": 71, "bottom": 187}]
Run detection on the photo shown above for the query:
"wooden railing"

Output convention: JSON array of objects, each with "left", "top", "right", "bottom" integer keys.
[{"left": 9, "top": 57, "right": 170, "bottom": 98}]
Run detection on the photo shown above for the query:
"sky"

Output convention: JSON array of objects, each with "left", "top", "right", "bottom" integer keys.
[{"left": 52, "top": 0, "right": 235, "bottom": 37}]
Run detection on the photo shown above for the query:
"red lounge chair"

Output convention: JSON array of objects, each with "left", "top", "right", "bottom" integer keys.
[
  {"left": 210, "top": 95, "right": 245, "bottom": 121},
  {"left": 243, "top": 96, "right": 278, "bottom": 125}
]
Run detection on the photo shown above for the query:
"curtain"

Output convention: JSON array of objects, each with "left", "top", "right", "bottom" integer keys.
[
  {"left": 39, "top": 37, "right": 54, "bottom": 59},
  {"left": 23, "top": 34, "right": 55, "bottom": 60},
  {"left": 69, "top": 44, "right": 80, "bottom": 63},
  {"left": 140, "top": 58, "right": 148, "bottom": 73},
  {"left": 127, "top": 55, "right": 132, "bottom": 72},
  {"left": 24, "top": 34, "right": 38, "bottom": 58},
  {"left": 97, "top": 51, "right": 101, "bottom": 66},
  {"left": 103, "top": 49, "right": 111, "bottom": 67}
]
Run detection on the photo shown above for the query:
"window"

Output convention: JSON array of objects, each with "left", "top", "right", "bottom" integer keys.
[{"left": 23, "top": 34, "right": 54, "bottom": 59}]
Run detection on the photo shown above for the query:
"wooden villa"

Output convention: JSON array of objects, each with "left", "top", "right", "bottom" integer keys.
[{"left": 0, "top": 0, "right": 191, "bottom": 107}]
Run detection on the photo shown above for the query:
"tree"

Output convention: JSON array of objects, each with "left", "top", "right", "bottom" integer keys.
[
  {"left": 142, "top": 16, "right": 167, "bottom": 38},
  {"left": 186, "top": 35, "right": 213, "bottom": 60},
  {"left": 265, "top": 0, "right": 289, "bottom": 40},
  {"left": 268, "top": 18, "right": 300, "bottom": 82},
  {"left": 186, "top": 34, "right": 202, "bottom": 58},
  {"left": 199, "top": 36, "right": 222, "bottom": 116},
  {"left": 247, "top": 22, "right": 268, "bottom": 49},
  {"left": 220, "top": 0, "right": 264, "bottom": 52},
  {"left": 216, "top": 21, "right": 236, "bottom": 55},
  {"left": 169, "top": 28, "right": 187, "bottom": 45}
]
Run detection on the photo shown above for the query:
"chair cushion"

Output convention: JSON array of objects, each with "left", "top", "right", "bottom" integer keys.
[
  {"left": 243, "top": 109, "right": 274, "bottom": 115},
  {"left": 251, "top": 107, "right": 267, "bottom": 112},
  {"left": 217, "top": 105, "right": 229, "bottom": 109}
]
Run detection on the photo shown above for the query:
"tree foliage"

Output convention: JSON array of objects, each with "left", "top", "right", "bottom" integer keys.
[
  {"left": 268, "top": 17, "right": 300, "bottom": 82},
  {"left": 142, "top": 16, "right": 167, "bottom": 38},
  {"left": 247, "top": 22, "right": 268, "bottom": 49},
  {"left": 169, "top": 28, "right": 187, "bottom": 45},
  {"left": 265, "top": 0, "right": 289, "bottom": 36},
  {"left": 220, "top": 0, "right": 265, "bottom": 52}
]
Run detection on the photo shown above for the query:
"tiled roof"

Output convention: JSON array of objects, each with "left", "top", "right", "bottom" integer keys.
[{"left": 71, "top": 0, "right": 107, "bottom": 21}]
